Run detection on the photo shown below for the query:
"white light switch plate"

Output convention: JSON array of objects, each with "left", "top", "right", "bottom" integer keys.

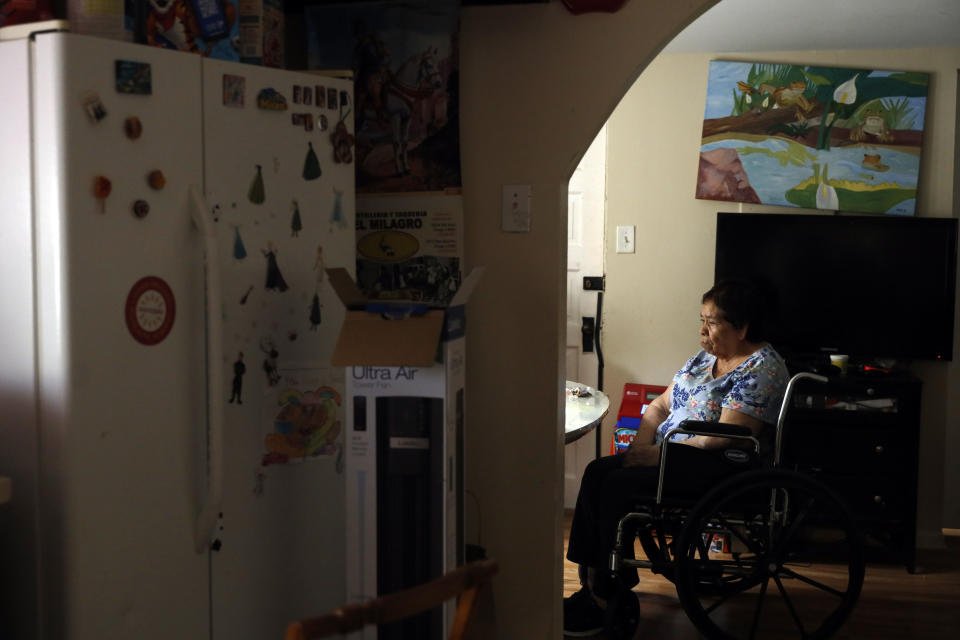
[
  {"left": 501, "top": 184, "right": 531, "bottom": 232},
  {"left": 616, "top": 225, "right": 635, "bottom": 253}
]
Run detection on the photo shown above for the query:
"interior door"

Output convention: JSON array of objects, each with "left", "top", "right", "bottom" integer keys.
[{"left": 564, "top": 127, "right": 606, "bottom": 508}]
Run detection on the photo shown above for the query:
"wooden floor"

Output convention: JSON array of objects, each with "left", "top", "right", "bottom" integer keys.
[{"left": 562, "top": 510, "right": 960, "bottom": 639}]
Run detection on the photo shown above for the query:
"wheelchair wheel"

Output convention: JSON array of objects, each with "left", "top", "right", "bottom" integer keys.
[
  {"left": 674, "top": 469, "right": 864, "bottom": 640},
  {"left": 603, "top": 580, "right": 640, "bottom": 640}
]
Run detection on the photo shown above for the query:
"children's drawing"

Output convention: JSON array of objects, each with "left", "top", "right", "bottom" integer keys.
[
  {"left": 261, "top": 372, "right": 343, "bottom": 466},
  {"left": 698, "top": 61, "right": 929, "bottom": 215}
]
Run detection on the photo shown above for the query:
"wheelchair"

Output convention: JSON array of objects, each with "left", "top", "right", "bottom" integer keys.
[{"left": 601, "top": 372, "right": 866, "bottom": 640}]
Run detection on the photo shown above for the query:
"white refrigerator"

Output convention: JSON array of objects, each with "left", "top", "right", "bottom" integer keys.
[{"left": 0, "top": 29, "right": 355, "bottom": 639}]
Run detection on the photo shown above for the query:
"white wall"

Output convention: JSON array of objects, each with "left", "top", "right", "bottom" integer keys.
[
  {"left": 603, "top": 48, "right": 960, "bottom": 545},
  {"left": 459, "top": 1, "right": 719, "bottom": 637}
]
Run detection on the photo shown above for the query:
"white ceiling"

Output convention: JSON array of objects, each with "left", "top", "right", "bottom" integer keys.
[{"left": 664, "top": 0, "right": 960, "bottom": 53}]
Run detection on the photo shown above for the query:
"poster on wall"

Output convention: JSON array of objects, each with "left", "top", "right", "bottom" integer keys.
[
  {"left": 698, "top": 60, "right": 929, "bottom": 215},
  {"left": 305, "top": 0, "right": 461, "bottom": 194},
  {"left": 355, "top": 193, "right": 463, "bottom": 305}
]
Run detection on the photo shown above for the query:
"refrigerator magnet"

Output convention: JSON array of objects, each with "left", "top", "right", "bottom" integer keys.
[
  {"left": 292, "top": 85, "right": 302, "bottom": 104},
  {"left": 132, "top": 200, "right": 150, "bottom": 218},
  {"left": 257, "top": 88, "right": 287, "bottom": 111},
  {"left": 326, "top": 88, "right": 337, "bottom": 109},
  {"left": 223, "top": 74, "right": 245, "bottom": 107},
  {"left": 125, "top": 276, "right": 176, "bottom": 346},
  {"left": 318, "top": 114, "right": 328, "bottom": 132},
  {"left": 330, "top": 121, "right": 355, "bottom": 164},
  {"left": 93, "top": 176, "right": 112, "bottom": 213},
  {"left": 82, "top": 92, "right": 108, "bottom": 123},
  {"left": 316, "top": 86, "right": 325, "bottom": 108},
  {"left": 115, "top": 60, "right": 152, "bottom": 95},
  {"left": 303, "top": 86, "right": 313, "bottom": 106},
  {"left": 304, "top": 114, "right": 314, "bottom": 132},
  {"left": 123, "top": 116, "right": 143, "bottom": 139},
  {"left": 147, "top": 170, "right": 166, "bottom": 190}
]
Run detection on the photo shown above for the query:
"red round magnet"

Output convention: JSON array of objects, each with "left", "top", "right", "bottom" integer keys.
[{"left": 125, "top": 276, "right": 176, "bottom": 345}]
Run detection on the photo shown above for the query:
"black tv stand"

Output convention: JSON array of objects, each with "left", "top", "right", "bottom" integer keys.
[{"left": 780, "top": 372, "right": 921, "bottom": 573}]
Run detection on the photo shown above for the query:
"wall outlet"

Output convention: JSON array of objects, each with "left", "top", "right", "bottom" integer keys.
[{"left": 616, "top": 225, "right": 635, "bottom": 253}]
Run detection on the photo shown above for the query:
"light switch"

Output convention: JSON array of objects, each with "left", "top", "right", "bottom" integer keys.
[
  {"left": 501, "top": 184, "right": 531, "bottom": 233},
  {"left": 616, "top": 225, "right": 635, "bottom": 253}
]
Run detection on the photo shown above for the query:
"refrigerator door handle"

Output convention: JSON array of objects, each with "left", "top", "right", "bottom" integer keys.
[{"left": 188, "top": 184, "right": 224, "bottom": 554}]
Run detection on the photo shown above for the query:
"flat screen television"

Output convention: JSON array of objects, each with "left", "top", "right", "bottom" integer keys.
[{"left": 714, "top": 212, "right": 958, "bottom": 361}]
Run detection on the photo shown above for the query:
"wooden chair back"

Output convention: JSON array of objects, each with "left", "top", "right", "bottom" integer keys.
[{"left": 285, "top": 559, "right": 498, "bottom": 640}]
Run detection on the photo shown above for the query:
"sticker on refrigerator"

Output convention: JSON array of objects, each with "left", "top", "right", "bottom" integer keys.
[
  {"left": 261, "top": 368, "right": 343, "bottom": 467},
  {"left": 309, "top": 292, "right": 322, "bottom": 329},
  {"left": 263, "top": 241, "right": 288, "bottom": 291},
  {"left": 233, "top": 227, "right": 247, "bottom": 259},
  {"left": 228, "top": 351, "right": 246, "bottom": 404},
  {"left": 260, "top": 338, "right": 281, "bottom": 386},
  {"left": 125, "top": 276, "right": 176, "bottom": 345},
  {"left": 115, "top": 60, "right": 152, "bottom": 95},
  {"left": 290, "top": 200, "right": 302, "bottom": 237},
  {"left": 330, "top": 187, "right": 346, "bottom": 229},
  {"left": 248, "top": 164, "right": 265, "bottom": 203},
  {"left": 302, "top": 142, "right": 321, "bottom": 180},
  {"left": 223, "top": 74, "right": 245, "bottom": 107}
]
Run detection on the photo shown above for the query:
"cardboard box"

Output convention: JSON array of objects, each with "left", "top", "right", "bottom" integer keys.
[
  {"left": 238, "top": 0, "right": 283, "bottom": 67},
  {"left": 327, "top": 266, "right": 481, "bottom": 640}
]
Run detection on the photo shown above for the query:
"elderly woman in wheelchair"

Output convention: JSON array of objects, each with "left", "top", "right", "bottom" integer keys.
[{"left": 564, "top": 280, "right": 864, "bottom": 639}]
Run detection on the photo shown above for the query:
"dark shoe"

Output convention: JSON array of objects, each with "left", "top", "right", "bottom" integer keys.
[{"left": 563, "top": 587, "right": 604, "bottom": 637}]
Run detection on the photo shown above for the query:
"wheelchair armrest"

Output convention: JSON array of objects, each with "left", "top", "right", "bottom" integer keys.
[
  {"left": 676, "top": 419, "right": 753, "bottom": 439},
  {"left": 655, "top": 422, "right": 760, "bottom": 505}
]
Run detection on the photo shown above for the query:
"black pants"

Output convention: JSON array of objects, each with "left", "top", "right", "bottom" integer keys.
[{"left": 566, "top": 444, "right": 754, "bottom": 591}]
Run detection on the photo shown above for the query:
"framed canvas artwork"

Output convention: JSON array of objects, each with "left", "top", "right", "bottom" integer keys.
[{"left": 698, "top": 61, "right": 929, "bottom": 215}]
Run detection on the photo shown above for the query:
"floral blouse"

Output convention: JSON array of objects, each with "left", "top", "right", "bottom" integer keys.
[{"left": 656, "top": 345, "right": 789, "bottom": 443}]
